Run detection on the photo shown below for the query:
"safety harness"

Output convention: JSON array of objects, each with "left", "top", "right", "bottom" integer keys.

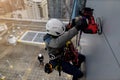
[
  {"left": 64, "top": 41, "right": 79, "bottom": 65},
  {"left": 44, "top": 33, "right": 80, "bottom": 76},
  {"left": 44, "top": 34, "right": 64, "bottom": 76}
]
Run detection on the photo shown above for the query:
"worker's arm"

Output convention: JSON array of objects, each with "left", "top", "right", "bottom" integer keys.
[{"left": 49, "top": 27, "right": 78, "bottom": 48}]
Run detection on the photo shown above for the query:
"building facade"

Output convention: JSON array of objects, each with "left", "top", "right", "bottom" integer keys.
[
  {"left": 47, "top": 0, "right": 73, "bottom": 19},
  {"left": 0, "top": 0, "right": 73, "bottom": 19},
  {"left": 0, "top": 0, "right": 48, "bottom": 20}
]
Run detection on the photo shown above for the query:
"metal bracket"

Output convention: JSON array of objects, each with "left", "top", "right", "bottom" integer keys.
[{"left": 96, "top": 17, "right": 103, "bottom": 35}]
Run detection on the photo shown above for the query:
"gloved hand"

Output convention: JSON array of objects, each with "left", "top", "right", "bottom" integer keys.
[
  {"left": 80, "top": 18, "right": 88, "bottom": 30},
  {"left": 72, "top": 16, "right": 82, "bottom": 27},
  {"left": 75, "top": 17, "right": 88, "bottom": 31}
]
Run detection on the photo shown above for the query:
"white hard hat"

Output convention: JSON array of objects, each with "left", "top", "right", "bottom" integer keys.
[
  {"left": 38, "top": 54, "right": 42, "bottom": 57},
  {"left": 46, "top": 19, "right": 66, "bottom": 36}
]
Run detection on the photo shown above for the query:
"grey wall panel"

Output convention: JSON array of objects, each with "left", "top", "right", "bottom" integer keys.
[
  {"left": 81, "top": 34, "right": 120, "bottom": 80},
  {"left": 81, "top": 0, "right": 120, "bottom": 80}
]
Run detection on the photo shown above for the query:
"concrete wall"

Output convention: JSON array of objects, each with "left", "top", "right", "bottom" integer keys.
[{"left": 81, "top": 0, "right": 120, "bottom": 80}]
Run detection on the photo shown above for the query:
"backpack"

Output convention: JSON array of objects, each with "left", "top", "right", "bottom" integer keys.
[{"left": 80, "top": 7, "right": 98, "bottom": 34}]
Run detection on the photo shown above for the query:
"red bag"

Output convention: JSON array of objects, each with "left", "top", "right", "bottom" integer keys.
[
  {"left": 86, "top": 16, "right": 98, "bottom": 34},
  {"left": 81, "top": 7, "right": 98, "bottom": 34}
]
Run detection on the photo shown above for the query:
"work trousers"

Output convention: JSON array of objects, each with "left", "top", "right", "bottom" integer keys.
[{"left": 50, "top": 53, "right": 85, "bottom": 80}]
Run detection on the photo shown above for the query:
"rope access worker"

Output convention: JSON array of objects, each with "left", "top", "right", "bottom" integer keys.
[{"left": 43, "top": 18, "right": 87, "bottom": 80}]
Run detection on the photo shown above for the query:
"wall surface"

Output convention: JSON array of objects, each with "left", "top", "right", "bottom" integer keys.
[{"left": 81, "top": 0, "right": 120, "bottom": 80}]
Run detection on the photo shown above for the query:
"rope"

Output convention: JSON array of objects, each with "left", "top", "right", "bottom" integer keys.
[
  {"left": 69, "top": 0, "right": 76, "bottom": 23},
  {"left": 64, "top": 0, "right": 87, "bottom": 51}
]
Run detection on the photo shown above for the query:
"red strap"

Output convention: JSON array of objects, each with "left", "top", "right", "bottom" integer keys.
[{"left": 65, "top": 41, "right": 79, "bottom": 65}]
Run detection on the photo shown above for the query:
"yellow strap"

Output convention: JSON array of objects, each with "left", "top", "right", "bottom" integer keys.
[{"left": 66, "top": 41, "right": 71, "bottom": 47}]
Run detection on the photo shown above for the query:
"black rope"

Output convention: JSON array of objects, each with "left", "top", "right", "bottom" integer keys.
[{"left": 58, "top": 59, "right": 61, "bottom": 76}]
